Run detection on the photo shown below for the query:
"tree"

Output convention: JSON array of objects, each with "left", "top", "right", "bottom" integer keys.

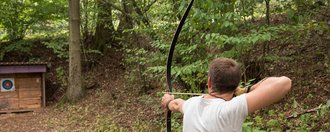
[
  {"left": 67, "top": 0, "right": 83, "bottom": 101},
  {"left": 94, "top": 0, "right": 116, "bottom": 52},
  {"left": 265, "top": 0, "right": 270, "bottom": 25}
]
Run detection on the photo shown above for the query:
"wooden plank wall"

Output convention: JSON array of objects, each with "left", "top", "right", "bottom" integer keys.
[
  {"left": 0, "top": 74, "right": 18, "bottom": 110},
  {"left": 0, "top": 73, "right": 42, "bottom": 110}
]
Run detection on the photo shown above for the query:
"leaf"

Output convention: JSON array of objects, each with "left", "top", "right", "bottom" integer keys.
[
  {"left": 292, "top": 112, "right": 298, "bottom": 118},
  {"left": 293, "top": 99, "right": 298, "bottom": 108},
  {"left": 326, "top": 99, "right": 330, "bottom": 108}
]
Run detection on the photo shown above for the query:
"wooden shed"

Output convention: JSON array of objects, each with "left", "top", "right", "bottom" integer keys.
[{"left": 0, "top": 62, "right": 47, "bottom": 112}]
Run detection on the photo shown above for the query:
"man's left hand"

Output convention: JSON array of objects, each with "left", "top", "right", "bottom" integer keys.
[{"left": 161, "top": 93, "right": 174, "bottom": 110}]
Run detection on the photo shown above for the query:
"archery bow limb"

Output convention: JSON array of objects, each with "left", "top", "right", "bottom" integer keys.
[{"left": 166, "top": 0, "right": 194, "bottom": 132}]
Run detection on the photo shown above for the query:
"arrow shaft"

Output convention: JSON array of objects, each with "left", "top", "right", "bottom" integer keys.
[{"left": 161, "top": 92, "right": 204, "bottom": 96}]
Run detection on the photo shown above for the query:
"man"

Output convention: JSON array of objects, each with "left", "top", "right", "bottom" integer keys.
[{"left": 161, "top": 58, "right": 292, "bottom": 131}]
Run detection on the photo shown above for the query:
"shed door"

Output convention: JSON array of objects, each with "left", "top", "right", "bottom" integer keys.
[{"left": 17, "top": 74, "right": 42, "bottom": 109}]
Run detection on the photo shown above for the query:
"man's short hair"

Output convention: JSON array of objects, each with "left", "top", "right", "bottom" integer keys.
[{"left": 208, "top": 58, "right": 241, "bottom": 93}]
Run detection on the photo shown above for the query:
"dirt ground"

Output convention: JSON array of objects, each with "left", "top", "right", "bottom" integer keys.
[{"left": 0, "top": 110, "right": 49, "bottom": 131}]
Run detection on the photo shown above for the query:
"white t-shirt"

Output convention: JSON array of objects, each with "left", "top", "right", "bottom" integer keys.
[{"left": 182, "top": 94, "right": 248, "bottom": 132}]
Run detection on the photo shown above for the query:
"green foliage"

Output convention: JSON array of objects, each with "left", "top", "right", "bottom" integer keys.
[
  {"left": 0, "top": 0, "right": 67, "bottom": 60},
  {"left": 242, "top": 122, "right": 263, "bottom": 132},
  {"left": 80, "top": 0, "right": 98, "bottom": 35},
  {"left": 0, "top": 0, "right": 67, "bottom": 41},
  {"left": 124, "top": 47, "right": 153, "bottom": 92},
  {"left": 318, "top": 99, "right": 330, "bottom": 117},
  {"left": 297, "top": 114, "right": 312, "bottom": 131},
  {"left": 44, "top": 37, "right": 69, "bottom": 59},
  {"left": 139, "top": 20, "right": 327, "bottom": 93},
  {"left": 140, "top": 0, "right": 279, "bottom": 93},
  {"left": 0, "top": 39, "right": 32, "bottom": 60},
  {"left": 56, "top": 66, "right": 67, "bottom": 90},
  {"left": 171, "top": 113, "right": 184, "bottom": 132},
  {"left": 244, "top": 99, "right": 330, "bottom": 131},
  {"left": 253, "top": 116, "right": 263, "bottom": 127},
  {"left": 266, "top": 119, "right": 280, "bottom": 130},
  {"left": 204, "top": 29, "right": 272, "bottom": 58},
  {"left": 94, "top": 115, "right": 124, "bottom": 132},
  {"left": 128, "top": 0, "right": 330, "bottom": 96}
]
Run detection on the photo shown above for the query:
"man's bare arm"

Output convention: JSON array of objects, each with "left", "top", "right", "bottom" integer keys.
[
  {"left": 246, "top": 76, "right": 292, "bottom": 113},
  {"left": 167, "top": 99, "right": 185, "bottom": 113}
]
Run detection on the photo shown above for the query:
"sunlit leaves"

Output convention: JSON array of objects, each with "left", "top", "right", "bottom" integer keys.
[{"left": 0, "top": 0, "right": 66, "bottom": 41}]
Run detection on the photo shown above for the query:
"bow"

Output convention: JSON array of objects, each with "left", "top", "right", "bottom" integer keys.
[{"left": 166, "top": 0, "right": 194, "bottom": 131}]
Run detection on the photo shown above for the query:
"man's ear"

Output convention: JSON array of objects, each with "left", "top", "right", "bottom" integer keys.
[{"left": 207, "top": 77, "right": 211, "bottom": 89}]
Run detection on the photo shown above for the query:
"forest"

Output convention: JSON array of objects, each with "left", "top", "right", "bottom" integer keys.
[{"left": 0, "top": 0, "right": 329, "bottom": 131}]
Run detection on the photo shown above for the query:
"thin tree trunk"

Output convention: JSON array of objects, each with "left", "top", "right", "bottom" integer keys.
[
  {"left": 67, "top": 0, "right": 83, "bottom": 102},
  {"left": 241, "top": 0, "right": 247, "bottom": 26},
  {"left": 131, "top": 0, "right": 150, "bottom": 26},
  {"left": 94, "top": 0, "right": 115, "bottom": 51},
  {"left": 263, "top": 0, "right": 271, "bottom": 57},
  {"left": 172, "top": 0, "right": 181, "bottom": 20},
  {"left": 265, "top": 0, "right": 270, "bottom": 25},
  {"left": 82, "top": 0, "right": 89, "bottom": 45},
  {"left": 118, "top": 0, "right": 134, "bottom": 31}
]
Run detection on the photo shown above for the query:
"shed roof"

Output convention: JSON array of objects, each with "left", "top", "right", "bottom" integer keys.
[
  {"left": 0, "top": 62, "right": 48, "bottom": 66},
  {"left": 0, "top": 62, "right": 48, "bottom": 74}
]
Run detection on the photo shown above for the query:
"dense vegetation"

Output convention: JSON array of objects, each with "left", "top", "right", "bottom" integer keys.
[{"left": 0, "top": 0, "right": 329, "bottom": 131}]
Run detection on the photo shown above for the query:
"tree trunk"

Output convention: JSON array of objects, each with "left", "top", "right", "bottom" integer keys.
[
  {"left": 172, "top": 0, "right": 181, "bottom": 20},
  {"left": 67, "top": 0, "right": 83, "bottom": 102},
  {"left": 81, "top": 0, "right": 89, "bottom": 46},
  {"left": 118, "top": 0, "right": 135, "bottom": 46},
  {"left": 263, "top": 0, "right": 270, "bottom": 59},
  {"left": 131, "top": 0, "right": 150, "bottom": 27},
  {"left": 94, "top": 0, "right": 116, "bottom": 52},
  {"left": 265, "top": 0, "right": 270, "bottom": 25},
  {"left": 118, "top": 0, "right": 134, "bottom": 31}
]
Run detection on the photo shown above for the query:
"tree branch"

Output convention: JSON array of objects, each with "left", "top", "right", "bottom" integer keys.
[
  {"left": 286, "top": 106, "right": 321, "bottom": 119},
  {"left": 143, "top": 0, "right": 157, "bottom": 13},
  {"left": 131, "top": 0, "right": 150, "bottom": 26},
  {"left": 108, "top": 2, "right": 125, "bottom": 13}
]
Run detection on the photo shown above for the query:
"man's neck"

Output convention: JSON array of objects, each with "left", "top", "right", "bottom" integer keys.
[{"left": 205, "top": 92, "right": 234, "bottom": 101}]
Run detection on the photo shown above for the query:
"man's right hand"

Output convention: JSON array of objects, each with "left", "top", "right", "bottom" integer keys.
[{"left": 234, "top": 87, "right": 246, "bottom": 96}]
